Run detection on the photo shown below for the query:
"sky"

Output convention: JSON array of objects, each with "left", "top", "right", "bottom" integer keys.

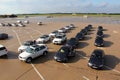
[{"left": 0, "top": 0, "right": 120, "bottom": 14}]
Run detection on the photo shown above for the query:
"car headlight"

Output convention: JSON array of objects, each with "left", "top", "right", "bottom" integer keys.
[{"left": 88, "top": 63, "right": 92, "bottom": 66}]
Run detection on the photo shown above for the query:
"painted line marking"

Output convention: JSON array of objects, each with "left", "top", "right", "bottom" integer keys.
[
  {"left": 113, "top": 30, "right": 118, "bottom": 33},
  {"left": 12, "top": 29, "right": 22, "bottom": 45},
  {"left": 12, "top": 29, "right": 45, "bottom": 80},
  {"left": 83, "top": 76, "right": 90, "bottom": 80},
  {"left": 76, "top": 53, "right": 89, "bottom": 60},
  {"left": 31, "top": 63, "right": 45, "bottom": 80},
  {"left": 62, "top": 63, "right": 69, "bottom": 68},
  {"left": 104, "top": 65, "right": 120, "bottom": 74},
  {"left": 27, "top": 27, "right": 43, "bottom": 35},
  {"left": 97, "top": 47, "right": 105, "bottom": 50}
]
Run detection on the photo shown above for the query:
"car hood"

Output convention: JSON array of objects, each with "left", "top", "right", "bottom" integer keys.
[
  {"left": 19, "top": 51, "right": 31, "bottom": 58},
  {"left": 53, "top": 38, "right": 62, "bottom": 41},
  {"left": 89, "top": 57, "right": 103, "bottom": 66},
  {"left": 55, "top": 52, "right": 67, "bottom": 59}
]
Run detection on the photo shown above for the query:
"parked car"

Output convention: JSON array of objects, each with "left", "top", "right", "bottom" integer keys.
[
  {"left": 88, "top": 49, "right": 105, "bottom": 69},
  {"left": 24, "top": 20, "right": 29, "bottom": 24},
  {"left": 18, "top": 40, "right": 36, "bottom": 53},
  {"left": 98, "top": 26, "right": 103, "bottom": 31},
  {"left": 0, "top": 45, "right": 8, "bottom": 56},
  {"left": 80, "top": 29, "right": 87, "bottom": 35},
  {"left": 36, "top": 35, "right": 50, "bottom": 43},
  {"left": 66, "top": 38, "right": 79, "bottom": 48},
  {"left": 88, "top": 24, "right": 92, "bottom": 29},
  {"left": 58, "top": 28, "right": 67, "bottom": 33},
  {"left": 64, "top": 26, "right": 71, "bottom": 30},
  {"left": 97, "top": 31, "right": 104, "bottom": 37},
  {"left": 52, "top": 33, "right": 67, "bottom": 44},
  {"left": 11, "top": 23, "right": 18, "bottom": 27},
  {"left": 54, "top": 46, "right": 76, "bottom": 62},
  {"left": 18, "top": 23, "right": 25, "bottom": 27},
  {"left": 0, "top": 33, "right": 8, "bottom": 40},
  {"left": 6, "top": 23, "right": 12, "bottom": 26},
  {"left": 69, "top": 24, "right": 75, "bottom": 29},
  {"left": 37, "top": 22, "right": 43, "bottom": 25},
  {"left": 49, "top": 30, "right": 59, "bottom": 38},
  {"left": 94, "top": 37, "right": 104, "bottom": 47},
  {"left": 0, "top": 23, "right": 5, "bottom": 26},
  {"left": 18, "top": 44, "right": 48, "bottom": 63},
  {"left": 75, "top": 32, "right": 84, "bottom": 40}
]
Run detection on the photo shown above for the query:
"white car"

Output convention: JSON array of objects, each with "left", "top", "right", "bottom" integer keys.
[
  {"left": 18, "top": 40, "right": 35, "bottom": 53},
  {"left": 36, "top": 35, "right": 50, "bottom": 43},
  {"left": 24, "top": 20, "right": 29, "bottom": 24},
  {"left": 64, "top": 26, "right": 71, "bottom": 30},
  {"left": 49, "top": 30, "right": 59, "bottom": 38},
  {"left": 52, "top": 33, "right": 67, "bottom": 44},
  {"left": 58, "top": 28, "right": 67, "bottom": 33},
  {"left": 0, "top": 45, "right": 8, "bottom": 56},
  {"left": 18, "top": 23, "right": 25, "bottom": 27},
  {"left": 18, "top": 44, "right": 48, "bottom": 63}
]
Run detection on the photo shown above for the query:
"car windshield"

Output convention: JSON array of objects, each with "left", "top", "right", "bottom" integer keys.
[
  {"left": 56, "top": 36, "right": 62, "bottom": 38},
  {"left": 26, "top": 47, "right": 35, "bottom": 53},
  {"left": 40, "top": 35, "right": 48, "bottom": 38}
]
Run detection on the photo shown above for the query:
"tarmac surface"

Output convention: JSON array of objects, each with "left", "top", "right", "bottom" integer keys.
[{"left": 0, "top": 16, "right": 120, "bottom": 80}]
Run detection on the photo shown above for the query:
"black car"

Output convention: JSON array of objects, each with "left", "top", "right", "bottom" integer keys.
[
  {"left": 94, "top": 37, "right": 104, "bottom": 47},
  {"left": 75, "top": 33, "right": 84, "bottom": 40},
  {"left": 54, "top": 46, "right": 76, "bottom": 62},
  {"left": 97, "top": 31, "right": 104, "bottom": 37},
  {"left": 88, "top": 49, "right": 105, "bottom": 69},
  {"left": 98, "top": 26, "right": 103, "bottom": 31},
  {"left": 88, "top": 24, "right": 92, "bottom": 29},
  {"left": 80, "top": 29, "right": 87, "bottom": 35},
  {"left": 66, "top": 38, "right": 79, "bottom": 48},
  {"left": 0, "top": 33, "right": 8, "bottom": 40}
]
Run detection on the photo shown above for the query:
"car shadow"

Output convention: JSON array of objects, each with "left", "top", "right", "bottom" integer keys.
[
  {"left": 103, "top": 34, "right": 110, "bottom": 38},
  {"left": 0, "top": 51, "right": 18, "bottom": 59},
  {"left": 103, "top": 55, "right": 120, "bottom": 70},
  {"left": 104, "top": 41, "right": 113, "bottom": 47},
  {"left": 83, "top": 36, "right": 92, "bottom": 41},
  {"left": 67, "top": 51, "right": 86, "bottom": 63},
  {"left": 32, "top": 51, "right": 55, "bottom": 64},
  {"left": 87, "top": 32, "right": 94, "bottom": 35},
  {"left": 77, "top": 42, "right": 89, "bottom": 49}
]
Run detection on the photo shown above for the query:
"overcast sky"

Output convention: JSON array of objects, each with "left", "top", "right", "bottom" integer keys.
[{"left": 0, "top": 0, "right": 120, "bottom": 14}]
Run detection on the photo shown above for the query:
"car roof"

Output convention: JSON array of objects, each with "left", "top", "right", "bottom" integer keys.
[{"left": 92, "top": 49, "right": 104, "bottom": 56}]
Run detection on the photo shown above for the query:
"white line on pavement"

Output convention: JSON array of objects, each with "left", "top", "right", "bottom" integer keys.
[
  {"left": 113, "top": 30, "right": 118, "bottom": 34},
  {"left": 31, "top": 63, "right": 45, "bottom": 80},
  {"left": 83, "top": 76, "right": 90, "bottom": 80},
  {"left": 12, "top": 29, "right": 22, "bottom": 45},
  {"left": 27, "top": 27, "right": 43, "bottom": 35},
  {"left": 62, "top": 63, "right": 69, "bottom": 68},
  {"left": 12, "top": 29, "right": 45, "bottom": 80}
]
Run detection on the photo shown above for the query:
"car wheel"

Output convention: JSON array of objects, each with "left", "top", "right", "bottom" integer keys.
[
  {"left": 43, "top": 51, "right": 47, "bottom": 56},
  {"left": 26, "top": 57, "right": 32, "bottom": 63}
]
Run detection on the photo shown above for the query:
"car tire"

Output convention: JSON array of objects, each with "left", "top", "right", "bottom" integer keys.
[
  {"left": 43, "top": 51, "right": 47, "bottom": 56},
  {"left": 26, "top": 57, "right": 32, "bottom": 63}
]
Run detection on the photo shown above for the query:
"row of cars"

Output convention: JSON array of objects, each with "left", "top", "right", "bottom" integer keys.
[
  {"left": 54, "top": 24, "right": 93, "bottom": 62},
  {"left": 0, "top": 20, "right": 29, "bottom": 27},
  {"left": 18, "top": 24, "right": 76, "bottom": 63},
  {"left": 88, "top": 26, "right": 106, "bottom": 69}
]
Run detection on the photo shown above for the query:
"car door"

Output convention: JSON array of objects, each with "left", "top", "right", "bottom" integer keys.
[
  {"left": 38, "top": 46, "right": 46, "bottom": 56},
  {"left": 33, "top": 48, "right": 40, "bottom": 58}
]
